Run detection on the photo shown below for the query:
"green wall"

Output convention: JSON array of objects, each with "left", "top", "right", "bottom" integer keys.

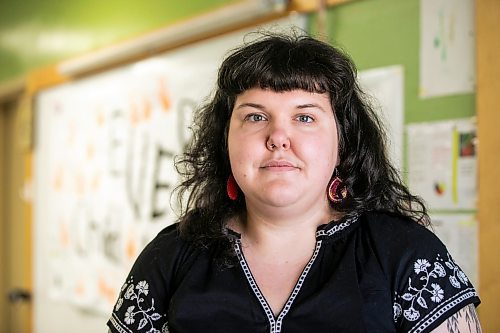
[
  {"left": 311, "top": 0, "right": 475, "bottom": 124},
  {"left": 0, "top": 0, "right": 237, "bottom": 82},
  {"left": 0, "top": 0, "right": 476, "bottom": 123}
]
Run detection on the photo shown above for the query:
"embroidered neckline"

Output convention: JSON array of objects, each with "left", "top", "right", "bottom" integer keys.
[
  {"left": 234, "top": 239, "right": 322, "bottom": 333},
  {"left": 315, "top": 213, "right": 359, "bottom": 240},
  {"left": 225, "top": 213, "right": 360, "bottom": 242}
]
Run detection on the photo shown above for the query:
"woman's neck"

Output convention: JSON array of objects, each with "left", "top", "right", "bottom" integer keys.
[{"left": 235, "top": 203, "right": 339, "bottom": 249}]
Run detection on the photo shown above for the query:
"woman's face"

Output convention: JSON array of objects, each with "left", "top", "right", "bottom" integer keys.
[{"left": 228, "top": 88, "right": 339, "bottom": 214}]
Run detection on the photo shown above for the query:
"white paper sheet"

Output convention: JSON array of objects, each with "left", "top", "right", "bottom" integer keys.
[
  {"left": 419, "top": 0, "right": 475, "bottom": 98},
  {"left": 358, "top": 66, "right": 404, "bottom": 171}
]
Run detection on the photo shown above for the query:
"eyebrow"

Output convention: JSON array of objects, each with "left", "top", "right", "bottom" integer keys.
[
  {"left": 296, "top": 103, "right": 327, "bottom": 112},
  {"left": 235, "top": 102, "right": 265, "bottom": 110},
  {"left": 235, "top": 102, "right": 326, "bottom": 112}
]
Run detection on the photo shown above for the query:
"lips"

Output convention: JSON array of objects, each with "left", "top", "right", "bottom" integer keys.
[{"left": 261, "top": 160, "right": 298, "bottom": 171}]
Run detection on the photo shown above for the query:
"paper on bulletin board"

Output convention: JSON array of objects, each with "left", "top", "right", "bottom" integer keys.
[
  {"left": 407, "top": 119, "right": 476, "bottom": 210},
  {"left": 358, "top": 66, "right": 404, "bottom": 171},
  {"left": 430, "top": 213, "right": 478, "bottom": 287},
  {"left": 419, "top": 0, "right": 475, "bottom": 98}
]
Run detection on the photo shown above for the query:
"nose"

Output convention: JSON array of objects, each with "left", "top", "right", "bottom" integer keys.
[{"left": 266, "top": 122, "right": 290, "bottom": 151}]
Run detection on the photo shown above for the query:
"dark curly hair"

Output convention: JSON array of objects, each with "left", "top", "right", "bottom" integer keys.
[{"left": 174, "top": 32, "right": 428, "bottom": 258}]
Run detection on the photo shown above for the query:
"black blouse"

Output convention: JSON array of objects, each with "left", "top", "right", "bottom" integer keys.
[{"left": 107, "top": 212, "right": 480, "bottom": 333}]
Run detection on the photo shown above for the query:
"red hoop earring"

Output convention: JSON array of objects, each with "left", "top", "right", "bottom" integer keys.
[
  {"left": 227, "top": 175, "right": 239, "bottom": 201},
  {"left": 328, "top": 173, "right": 347, "bottom": 203}
]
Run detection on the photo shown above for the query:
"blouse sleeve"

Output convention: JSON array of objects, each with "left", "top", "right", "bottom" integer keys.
[
  {"left": 107, "top": 224, "right": 184, "bottom": 333},
  {"left": 389, "top": 220, "right": 480, "bottom": 333}
]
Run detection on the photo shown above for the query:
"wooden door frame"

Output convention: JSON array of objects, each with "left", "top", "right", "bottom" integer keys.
[
  {"left": 0, "top": 85, "right": 32, "bottom": 333},
  {"left": 0, "top": 94, "right": 8, "bottom": 331},
  {"left": 477, "top": 0, "right": 500, "bottom": 331},
  {"left": 0, "top": 65, "right": 67, "bottom": 333}
]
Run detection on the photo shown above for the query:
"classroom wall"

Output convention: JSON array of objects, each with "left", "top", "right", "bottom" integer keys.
[
  {"left": 3, "top": 0, "right": 495, "bottom": 331},
  {"left": 0, "top": 0, "right": 238, "bottom": 82}
]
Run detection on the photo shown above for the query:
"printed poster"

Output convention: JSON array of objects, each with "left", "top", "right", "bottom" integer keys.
[{"left": 407, "top": 119, "right": 477, "bottom": 210}]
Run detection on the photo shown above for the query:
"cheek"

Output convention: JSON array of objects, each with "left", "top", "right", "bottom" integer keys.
[
  {"left": 228, "top": 146, "right": 241, "bottom": 174},
  {"left": 227, "top": 122, "right": 240, "bottom": 166},
  {"left": 319, "top": 146, "right": 338, "bottom": 176},
  {"left": 307, "top": 130, "right": 337, "bottom": 155},
  {"left": 228, "top": 134, "right": 254, "bottom": 174},
  {"left": 303, "top": 135, "right": 338, "bottom": 175}
]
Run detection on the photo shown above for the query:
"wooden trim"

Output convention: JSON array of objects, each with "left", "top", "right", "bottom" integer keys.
[
  {"left": 26, "top": 66, "right": 68, "bottom": 95},
  {"left": 0, "top": 77, "right": 25, "bottom": 103},
  {"left": 60, "top": 11, "right": 288, "bottom": 80},
  {"left": 288, "top": 0, "right": 354, "bottom": 12},
  {"left": 476, "top": 0, "right": 500, "bottom": 331}
]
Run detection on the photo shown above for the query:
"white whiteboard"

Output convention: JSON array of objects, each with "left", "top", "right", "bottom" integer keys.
[{"left": 33, "top": 16, "right": 305, "bottom": 332}]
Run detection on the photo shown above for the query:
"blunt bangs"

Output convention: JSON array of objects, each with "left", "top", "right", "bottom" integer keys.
[{"left": 217, "top": 35, "right": 333, "bottom": 96}]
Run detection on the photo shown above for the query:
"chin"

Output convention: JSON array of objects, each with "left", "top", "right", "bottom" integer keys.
[
  {"left": 266, "top": 198, "right": 298, "bottom": 208},
  {"left": 259, "top": 191, "right": 300, "bottom": 207}
]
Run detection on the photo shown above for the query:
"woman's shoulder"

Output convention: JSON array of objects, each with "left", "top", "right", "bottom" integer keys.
[
  {"left": 360, "top": 211, "right": 436, "bottom": 245},
  {"left": 152, "top": 222, "right": 183, "bottom": 246},
  {"left": 129, "top": 222, "right": 201, "bottom": 275},
  {"left": 141, "top": 222, "right": 184, "bottom": 255},
  {"left": 361, "top": 210, "right": 426, "bottom": 229},
  {"left": 357, "top": 211, "right": 449, "bottom": 275},
  {"left": 357, "top": 212, "right": 480, "bottom": 331},
  {"left": 108, "top": 223, "right": 191, "bottom": 333}
]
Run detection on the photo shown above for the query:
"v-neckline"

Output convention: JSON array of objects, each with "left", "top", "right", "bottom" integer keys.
[{"left": 233, "top": 238, "right": 323, "bottom": 333}]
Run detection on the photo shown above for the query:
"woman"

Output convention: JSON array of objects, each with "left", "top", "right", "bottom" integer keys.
[{"left": 107, "top": 33, "right": 481, "bottom": 333}]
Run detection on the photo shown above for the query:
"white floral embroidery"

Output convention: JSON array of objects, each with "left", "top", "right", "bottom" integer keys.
[
  {"left": 444, "top": 253, "right": 469, "bottom": 288},
  {"left": 404, "top": 307, "right": 420, "bottom": 321},
  {"left": 125, "top": 306, "right": 136, "bottom": 324},
  {"left": 430, "top": 283, "right": 444, "bottom": 303},
  {"left": 114, "top": 297, "right": 123, "bottom": 311},
  {"left": 434, "top": 262, "right": 446, "bottom": 277},
  {"left": 393, "top": 253, "right": 471, "bottom": 325},
  {"left": 125, "top": 284, "right": 135, "bottom": 299},
  {"left": 414, "top": 259, "right": 431, "bottom": 274},
  {"left": 136, "top": 280, "right": 149, "bottom": 296},
  {"left": 393, "top": 302, "right": 402, "bottom": 321},
  {"left": 112, "top": 277, "right": 165, "bottom": 333}
]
